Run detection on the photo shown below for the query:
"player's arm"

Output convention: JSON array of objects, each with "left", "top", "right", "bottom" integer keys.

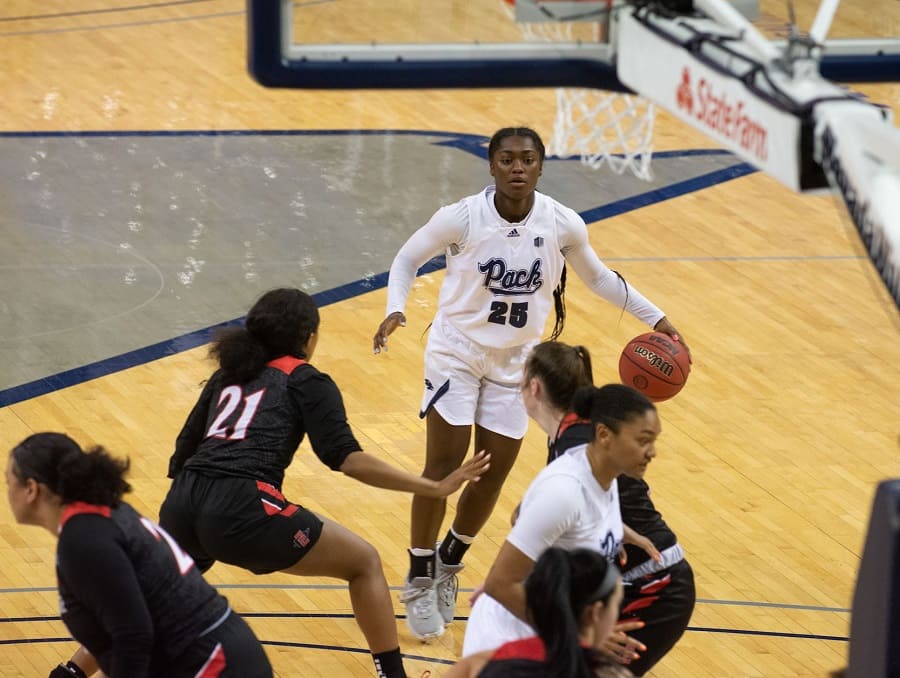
[
  {"left": 443, "top": 650, "right": 494, "bottom": 678},
  {"left": 167, "top": 374, "right": 218, "bottom": 478},
  {"left": 485, "top": 475, "right": 579, "bottom": 622},
  {"left": 339, "top": 448, "right": 489, "bottom": 498},
  {"left": 293, "top": 371, "right": 489, "bottom": 496},
  {"left": 57, "top": 518, "right": 155, "bottom": 678},
  {"left": 562, "top": 218, "right": 690, "bottom": 355},
  {"left": 373, "top": 203, "right": 467, "bottom": 353}
]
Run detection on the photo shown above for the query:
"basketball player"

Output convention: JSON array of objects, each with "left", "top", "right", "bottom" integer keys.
[
  {"left": 5, "top": 432, "right": 271, "bottom": 678},
  {"left": 523, "top": 341, "right": 696, "bottom": 676},
  {"left": 445, "top": 548, "right": 634, "bottom": 678},
  {"left": 158, "top": 287, "right": 490, "bottom": 678},
  {"left": 461, "top": 384, "right": 658, "bottom": 663},
  {"left": 372, "top": 126, "right": 686, "bottom": 639}
]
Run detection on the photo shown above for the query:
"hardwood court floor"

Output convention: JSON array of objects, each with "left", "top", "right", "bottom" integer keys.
[{"left": 1, "top": 1, "right": 899, "bottom": 677}]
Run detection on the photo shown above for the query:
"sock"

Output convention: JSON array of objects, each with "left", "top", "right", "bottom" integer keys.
[
  {"left": 439, "top": 528, "right": 474, "bottom": 566},
  {"left": 373, "top": 647, "right": 407, "bottom": 678},
  {"left": 408, "top": 548, "right": 435, "bottom": 579}
]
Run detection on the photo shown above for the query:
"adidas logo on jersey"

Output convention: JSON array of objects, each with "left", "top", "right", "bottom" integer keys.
[{"left": 507, "top": 228, "right": 520, "bottom": 238}]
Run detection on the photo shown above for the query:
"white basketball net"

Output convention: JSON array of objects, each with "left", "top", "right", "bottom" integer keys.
[{"left": 512, "top": 3, "right": 656, "bottom": 181}]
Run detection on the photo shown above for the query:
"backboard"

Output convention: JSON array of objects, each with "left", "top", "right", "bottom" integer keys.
[{"left": 248, "top": 0, "right": 900, "bottom": 90}]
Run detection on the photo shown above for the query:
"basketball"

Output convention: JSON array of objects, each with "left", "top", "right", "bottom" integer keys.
[{"left": 618, "top": 332, "right": 690, "bottom": 402}]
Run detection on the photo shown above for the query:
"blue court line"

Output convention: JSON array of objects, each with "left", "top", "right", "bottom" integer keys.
[
  {"left": 0, "top": 629, "right": 849, "bottom": 650},
  {"left": 0, "top": 0, "right": 219, "bottom": 23},
  {"left": 0, "top": 589, "right": 853, "bottom": 614}
]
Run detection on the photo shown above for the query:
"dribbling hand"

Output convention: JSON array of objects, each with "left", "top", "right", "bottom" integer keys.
[
  {"left": 653, "top": 316, "right": 692, "bottom": 363},
  {"left": 373, "top": 312, "right": 407, "bottom": 354}
]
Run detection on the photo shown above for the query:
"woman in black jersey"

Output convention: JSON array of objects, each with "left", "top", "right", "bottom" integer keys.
[
  {"left": 5, "top": 432, "right": 271, "bottom": 678},
  {"left": 520, "top": 341, "right": 696, "bottom": 676},
  {"left": 446, "top": 547, "right": 633, "bottom": 678},
  {"left": 158, "top": 287, "right": 490, "bottom": 678}
]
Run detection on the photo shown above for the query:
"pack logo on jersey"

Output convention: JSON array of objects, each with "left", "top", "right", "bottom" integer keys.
[
  {"left": 507, "top": 228, "right": 520, "bottom": 238},
  {"left": 477, "top": 258, "right": 544, "bottom": 296},
  {"left": 599, "top": 530, "right": 620, "bottom": 561},
  {"left": 533, "top": 236, "right": 544, "bottom": 247}
]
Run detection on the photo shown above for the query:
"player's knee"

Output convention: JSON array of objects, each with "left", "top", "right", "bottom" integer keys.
[{"left": 352, "top": 540, "right": 384, "bottom": 577}]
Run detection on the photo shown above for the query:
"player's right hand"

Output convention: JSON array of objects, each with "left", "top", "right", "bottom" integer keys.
[{"left": 373, "top": 311, "right": 406, "bottom": 354}]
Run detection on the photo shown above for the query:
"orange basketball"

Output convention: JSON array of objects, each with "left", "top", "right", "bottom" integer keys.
[{"left": 618, "top": 332, "right": 690, "bottom": 402}]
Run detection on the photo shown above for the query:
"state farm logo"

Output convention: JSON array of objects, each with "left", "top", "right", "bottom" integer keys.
[{"left": 675, "top": 66, "right": 768, "bottom": 162}]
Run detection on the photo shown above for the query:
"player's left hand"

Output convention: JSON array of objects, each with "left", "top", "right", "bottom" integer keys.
[
  {"left": 621, "top": 525, "right": 661, "bottom": 567},
  {"left": 600, "top": 619, "right": 647, "bottom": 665},
  {"left": 653, "top": 317, "right": 692, "bottom": 364},
  {"left": 429, "top": 450, "right": 491, "bottom": 498}
]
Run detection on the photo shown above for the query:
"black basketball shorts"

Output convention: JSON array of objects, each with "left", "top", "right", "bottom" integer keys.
[{"left": 160, "top": 470, "right": 324, "bottom": 574}]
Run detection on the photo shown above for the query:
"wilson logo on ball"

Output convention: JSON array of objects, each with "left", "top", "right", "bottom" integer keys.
[{"left": 630, "top": 346, "right": 675, "bottom": 377}]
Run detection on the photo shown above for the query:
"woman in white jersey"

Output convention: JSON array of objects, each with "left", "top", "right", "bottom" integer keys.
[
  {"left": 461, "top": 383, "right": 661, "bottom": 664},
  {"left": 372, "top": 127, "right": 685, "bottom": 639}
]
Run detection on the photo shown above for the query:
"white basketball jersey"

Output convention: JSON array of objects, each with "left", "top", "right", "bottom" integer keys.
[
  {"left": 462, "top": 444, "right": 624, "bottom": 657},
  {"left": 509, "top": 444, "right": 624, "bottom": 561},
  {"left": 436, "top": 186, "right": 571, "bottom": 348}
]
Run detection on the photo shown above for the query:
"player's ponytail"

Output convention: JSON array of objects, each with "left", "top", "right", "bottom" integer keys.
[
  {"left": 572, "top": 383, "right": 655, "bottom": 437},
  {"left": 526, "top": 547, "right": 621, "bottom": 678},
  {"left": 212, "top": 288, "right": 320, "bottom": 384},
  {"left": 11, "top": 432, "right": 131, "bottom": 506},
  {"left": 524, "top": 341, "right": 594, "bottom": 412}
]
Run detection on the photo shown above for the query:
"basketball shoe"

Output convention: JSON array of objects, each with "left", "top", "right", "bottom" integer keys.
[
  {"left": 435, "top": 547, "right": 464, "bottom": 625},
  {"left": 401, "top": 576, "right": 444, "bottom": 640}
]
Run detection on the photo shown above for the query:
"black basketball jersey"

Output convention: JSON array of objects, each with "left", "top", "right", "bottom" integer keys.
[
  {"left": 56, "top": 501, "right": 229, "bottom": 677},
  {"left": 547, "top": 413, "right": 677, "bottom": 570},
  {"left": 168, "top": 356, "right": 360, "bottom": 488}
]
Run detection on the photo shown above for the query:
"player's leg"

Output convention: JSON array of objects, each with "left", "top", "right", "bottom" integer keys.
[
  {"left": 406, "top": 318, "right": 482, "bottom": 637},
  {"left": 435, "top": 356, "right": 529, "bottom": 625},
  {"left": 451, "top": 426, "right": 522, "bottom": 538},
  {"left": 620, "top": 560, "right": 696, "bottom": 676},
  {"left": 284, "top": 516, "right": 408, "bottom": 677},
  {"left": 158, "top": 470, "right": 217, "bottom": 572}
]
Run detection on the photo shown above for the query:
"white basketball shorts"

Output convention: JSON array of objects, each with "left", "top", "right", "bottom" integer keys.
[{"left": 419, "top": 314, "right": 533, "bottom": 439}]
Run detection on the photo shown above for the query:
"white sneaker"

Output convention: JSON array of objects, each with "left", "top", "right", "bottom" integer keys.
[
  {"left": 400, "top": 576, "right": 445, "bottom": 640},
  {"left": 435, "top": 549, "right": 464, "bottom": 625}
]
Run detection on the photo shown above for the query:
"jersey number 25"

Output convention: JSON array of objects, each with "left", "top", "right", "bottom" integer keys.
[{"left": 488, "top": 301, "right": 528, "bottom": 328}]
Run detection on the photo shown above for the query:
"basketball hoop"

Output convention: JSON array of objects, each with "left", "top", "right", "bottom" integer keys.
[{"left": 504, "top": 0, "right": 656, "bottom": 181}]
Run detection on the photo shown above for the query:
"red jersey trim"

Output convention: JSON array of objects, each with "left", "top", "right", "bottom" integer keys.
[
  {"left": 267, "top": 356, "right": 308, "bottom": 375},
  {"left": 59, "top": 502, "right": 111, "bottom": 529},
  {"left": 556, "top": 412, "right": 591, "bottom": 441},
  {"left": 491, "top": 636, "right": 546, "bottom": 661}
]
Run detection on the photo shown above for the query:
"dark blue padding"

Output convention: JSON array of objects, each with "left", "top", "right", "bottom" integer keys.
[{"left": 247, "top": 0, "right": 900, "bottom": 90}]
